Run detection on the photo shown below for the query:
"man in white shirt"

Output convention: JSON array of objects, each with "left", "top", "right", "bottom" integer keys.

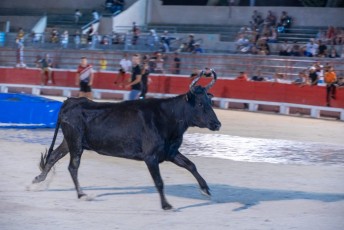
[
  {"left": 115, "top": 53, "right": 132, "bottom": 87},
  {"left": 304, "top": 39, "right": 318, "bottom": 57}
]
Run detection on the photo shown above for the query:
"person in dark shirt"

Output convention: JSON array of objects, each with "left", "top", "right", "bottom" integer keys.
[
  {"left": 173, "top": 52, "right": 181, "bottom": 74},
  {"left": 308, "top": 67, "right": 318, "bottom": 85},
  {"left": 317, "top": 40, "right": 327, "bottom": 57},
  {"left": 139, "top": 63, "right": 150, "bottom": 99},
  {"left": 125, "top": 54, "right": 142, "bottom": 100}
]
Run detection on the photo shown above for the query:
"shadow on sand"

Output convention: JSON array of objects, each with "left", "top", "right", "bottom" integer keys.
[{"left": 46, "top": 183, "right": 344, "bottom": 211}]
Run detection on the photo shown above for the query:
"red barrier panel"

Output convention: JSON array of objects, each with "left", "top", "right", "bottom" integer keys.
[{"left": 0, "top": 67, "right": 343, "bottom": 108}]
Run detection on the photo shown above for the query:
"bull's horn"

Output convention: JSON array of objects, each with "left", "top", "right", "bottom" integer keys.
[
  {"left": 205, "top": 69, "right": 217, "bottom": 91},
  {"left": 189, "top": 70, "right": 203, "bottom": 92}
]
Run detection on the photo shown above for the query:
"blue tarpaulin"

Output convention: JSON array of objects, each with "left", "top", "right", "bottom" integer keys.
[{"left": 0, "top": 93, "right": 62, "bottom": 128}]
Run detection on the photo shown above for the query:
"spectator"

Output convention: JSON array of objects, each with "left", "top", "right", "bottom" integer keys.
[
  {"left": 172, "top": 52, "right": 181, "bottom": 74},
  {"left": 290, "top": 41, "right": 301, "bottom": 56},
  {"left": 251, "top": 70, "right": 265, "bottom": 81},
  {"left": 38, "top": 53, "right": 53, "bottom": 85},
  {"left": 50, "top": 29, "right": 59, "bottom": 43},
  {"left": 17, "top": 27, "right": 24, "bottom": 40},
  {"left": 328, "top": 48, "right": 340, "bottom": 58},
  {"left": 99, "top": 55, "right": 107, "bottom": 71},
  {"left": 125, "top": 54, "right": 142, "bottom": 100},
  {"left": 251, "top": 10, "right": 263, "bottom": 28},
  {"left": 278, "top": 40, "right": 291, "bottom": 56},
  {"left": 160, "top": 30, "right": 176, "bottom": 52},
  {"left": 326, "top": 26, "right": 335, "bottom": 44},
  {"left": 267, "top": 27, "right": 278, "bottom": 43},
  {"left": 193, "top": 43, "right": 204, "bottom": 54},
  {"left": 74, "top": 30, "right": 81, "bottom": 48},
  {"left": 303, "top": 39, "right": 318, "bottom": 57},
  {"left": 187, "top": 34, "right": 196, "bottom": 52},
  {"left": 293, "top": 70, "right": 309, "bottom": 85},
  {"left": 87, "top": 25, "right": 94, "bottom": 43},
  {"left": 74, "top": 9, "right": 82, "bottom": 24},
  {"left": 274, "top": 73, "right": 290, "bottom": 84},
  {"left": 132, "top": 22, "right": 139, "bottom": 45},
  {"left": 115, "top": 53, "right": 132, "bottom": 87},
  {"left": 317, "top": 40, "right": 327, "bottom": 57},
  {"left": 308, "top": 66, "right": 319, "bottom": 85},
  {"left": 178, "top": 42, "right": 188, "bottom": 53},
  {"left": 146, "top": 29, "right": 158, "bottom": 50},
  {"left": 154, "top": 52, "right": 164, "bottom": 74},
  {"left": 139, "top": 62, "right": 150, "bottom": 99},
  {"left": 112, "top": 0, "right": 125, "bottom": 15},
  {"left": 277, "top": 11, "right": 292, "bottom": 32},
  {"left": 92, "top": 9, "right": 100, "bottom": 20},
  {"left": 314, "top": 61, "right": 324, "bottom": 84},
  {"left": 265, "top": 10, "right": 276, "bottom": 27},
  {"left": 76, "top": 56, "right": 94, "bottom": 99},
  {"left": 60, "top": 30, "right": 69, "bottom": 48},
  {"left": 324, "top": 66, "right": 337, "bottom": 106},
  {"left": 15, "top": 37, "right": 26, "bottom": 68},
  {"left": 235, "top": 34, "right": 250, "bottom": 53},
  {"left": 105, "top": 0, "right": 114, "bottom": 11},
  {"left": 257, "top": 39, "right": 270, "bottom": 55},
  {"left": 236, "top": 71, "right": 248, "bottom": 81}
]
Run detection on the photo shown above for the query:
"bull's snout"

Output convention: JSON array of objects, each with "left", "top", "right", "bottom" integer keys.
[{"left": 209, "top": 121, "right": 221, "bottom": 131}]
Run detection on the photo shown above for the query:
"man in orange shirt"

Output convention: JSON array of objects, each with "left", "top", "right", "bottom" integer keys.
[
  {"left": 324, "top": 66, "right": 337, "bottom": 106},
  {"left": 236, "top": 71, "right": 248, "bottom": 81}
]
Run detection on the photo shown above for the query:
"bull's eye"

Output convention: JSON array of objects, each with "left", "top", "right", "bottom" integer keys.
[{"left": 198, "top": 102, "right": 203, "bottom": 107}]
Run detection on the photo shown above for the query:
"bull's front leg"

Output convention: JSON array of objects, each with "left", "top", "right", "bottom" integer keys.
[
  {"left": 170, "top": 152, "right": 210, "bottom": 196},
  {"left": 145, "top": 158, "right": 172, "bottom": 210}
]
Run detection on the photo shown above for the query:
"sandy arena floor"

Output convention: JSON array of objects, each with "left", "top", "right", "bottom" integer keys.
[{"left": 0, "top": 102, "right": 343, "bottom": 230}]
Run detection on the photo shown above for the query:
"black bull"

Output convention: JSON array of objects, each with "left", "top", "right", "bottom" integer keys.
[{"left": 32, "top": 72, "right": 221, "bottom": 210}]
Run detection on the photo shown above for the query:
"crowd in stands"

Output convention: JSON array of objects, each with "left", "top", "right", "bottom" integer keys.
[{"left": 235, "top": 10, "right": 291, "bottom": 55}]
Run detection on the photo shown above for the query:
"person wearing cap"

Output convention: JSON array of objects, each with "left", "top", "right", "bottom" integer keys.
[{"left": 308, "top": 66, "right": 318, "bottom": 85}]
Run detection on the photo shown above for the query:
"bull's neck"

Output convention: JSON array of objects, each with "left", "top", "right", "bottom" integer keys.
[{"left": 163, "top": 95, "right": 190, "bottom": 134}]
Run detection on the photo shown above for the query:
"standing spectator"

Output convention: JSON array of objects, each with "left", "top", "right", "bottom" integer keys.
[
  {"left": 99, "top": 55, "right": 107, "bottom": 71},
  {"left": 115, "top": 53, "right": 132, "bottom": 87},
  {"left": 161, "top": 30, "right": 176, "bottom": 52},
  {"left": 17, "top": 28, "right": 24, "bottom": 40},
  {"left": 125, "top": 54, "right": 142, "bottom": 100},
  {"left": 76, "top": 56, "right": 94, "bottom": 99},
  {"left": 314, "top": 61, "right": 324, "bottom": 84},
  {"left": 251, "top": 69, "right": 265, "bottom": 81},
  {"left": 308, "top": 66, "right": 318, "bottom": 85},
  {"left": 324, "top": 66, "right": 337, "bottom": 106},
  {"left": 290, "top": 41, "right": 301, "bottom": 56},
  {"left": 15, "top": 37, "right": 26, "bottom": 68},
  {"left": 74, "top": 9, "right": 82, "bottom": 24},
  {"left": 293, "top": 70, "right": 309, "bottom": 85},
  {"left": 146, "top": 29, "right": 158, "bottom": 50},
  {"left": 187, "top": 34, "right": 195, "bottom": 52},
  {"left": 74, "top": 30, "right": 81, "bottom": 48},
  {"left": 236, "top": 71, "right": 248, "bottom": 81},
  {"left": 60, "top": 30, "right": 69, "bottom": 48},
  {"left": 172, "top": 52, "right": 181, "bottom": 74},
  {"left": 317, "top": 40, "right": 327, "bottom": 57},
  {"left": 38, "top": 53, "right": 53, "bottom": 85},
  {"left": 139, "top": 62, "right": 150, "bottom": 99},
  {"left": 92, "top": 9, "right": 100, "bottom": 20},
  {"left": 154, "top": 52, "right": 164, "bottom": 73},
  {"left": 132, "top": 22, "right": 139, "bottom": 45},
  {"left": 265, "top": 11, "right": 276, "bottom": 27},
  {"left": 50, "top": 29, "right": 59, "bottom": 43},
  {"left": 193, "top": 43, "right": 204, "bottom": 53}
]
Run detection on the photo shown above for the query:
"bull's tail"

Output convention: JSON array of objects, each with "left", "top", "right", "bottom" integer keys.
[{"left": 39, "top": 119, "right": 61, "bottom": 172}]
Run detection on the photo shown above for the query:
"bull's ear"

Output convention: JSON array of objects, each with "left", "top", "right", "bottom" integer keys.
[{"left": 207, "top": 93, "right": 214, "bottom": 99}]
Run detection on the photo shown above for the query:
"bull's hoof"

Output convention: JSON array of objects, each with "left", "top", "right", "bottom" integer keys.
[
  {"left": 162, "top": 203, "right": 173, "bottom": 210},
  {"left": 32, "top": 175, "right": 44, "bottom": 184},
  {"left": 200, "top": 187, "right": 211, "bottom": 197},
  {"left": 78, "top": 193, "right": 87, "bottom": 199}
]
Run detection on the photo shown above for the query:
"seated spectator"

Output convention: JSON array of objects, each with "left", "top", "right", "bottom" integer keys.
[
  {"left": 257, "top": 40, "right": 270, "bottom": 55},
  {"left": 303, "top": 39, "right": 318, "bottom": 57},
  {"left": 337, "top": 77, "right": 344, "bottom": 87},
  {"left": 193, "top": 43, "right": 204, "bottom": 54},
  {"left": 333, "top": 28, "right": 344, "bottom": 45},
  {"left": 277, "top": 11, "right": 292, "bottom": 32},
  {"left": 154, "top": 52, "right": 164, "bottom": 74},
  {"left": 328, "top": 48, "right": 340, "bottom": 58},
  {"left": 278, "top": 41, "right": 291, "bottom": 56},
  {"left": 235, "top": 34, "right": 250, "bottom": 53},
  {"left": 251, "top": 10, "right": 263, "bottom": 28},
  {"left": 251, "top": 70, "right": 265, "bottom": 81},
  {"left": 317, "top": 40, "right": 327, "bottom": 57},
  {"left": 100, "top": 35, "right": 110, "bottom": 45},
  {"left": 293, "top": 70, "right": 309, "bottom": 85},
  {"left": 326, "top": 26, "right": 335, "bottom": 44},
  {"left": 274, "top": 73, "right": 290, "bottom": 84},
  {"left": 236, "top": 71, "right": 248, "bottom": 81},
  {"left": 177, "top": 42, "right": 188, "bottom": 52},
  {"left": 250, "top": 45, "right": 259, "bottom": 55},
  {"left": 264, "top": 10, "right": 276, "bottom": 27},
  {"left": 50, "top": 29, "right": 59, "bottom": 43},
  {"left": 99, "top": 55, "right": 107, "bottom": 71},
  {"left": 290, "top": 41, "right": 301, "bottom": 56},
  {"left": 267, "top": 27, "right": 278, "bottom": 43},
  {"left": 146, "top": 29, "right": 158, "bottom": 50}
]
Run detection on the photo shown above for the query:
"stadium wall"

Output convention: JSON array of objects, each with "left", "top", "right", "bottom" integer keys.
[{"left": 0, "top": 67, "right": 343, "bottom": 108}]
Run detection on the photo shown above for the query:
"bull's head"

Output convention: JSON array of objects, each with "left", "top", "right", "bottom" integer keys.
[{"left": 186, "top": 69, "right": 221, "bottom": 131}]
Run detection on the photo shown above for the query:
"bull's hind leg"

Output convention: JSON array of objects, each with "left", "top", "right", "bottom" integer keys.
[
  {"left": 68, "top": 148, "right": 86, "bottom": 199},
  {"left": 33, "top": 139, "right": 69, "bottom": 184},
  {"left": 170, "top": 152, "right": 211, "bottom": 196},
  {"left": 145, "top": 158, "right": 173, "bottom": 210}
]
